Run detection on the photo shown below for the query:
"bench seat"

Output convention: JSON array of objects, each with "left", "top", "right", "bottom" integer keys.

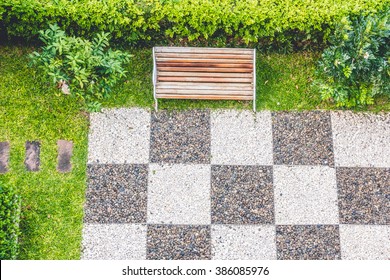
[{"left": 152, "top": 47, "right": 256, "bottom": 111}]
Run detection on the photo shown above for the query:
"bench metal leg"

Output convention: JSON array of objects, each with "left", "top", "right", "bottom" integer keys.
[{"left": 154, "top": 99, "right": 158, "bottom": 112}]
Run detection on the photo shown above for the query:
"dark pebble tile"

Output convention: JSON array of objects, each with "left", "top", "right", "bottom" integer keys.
[
  {"left": 25, "top": 141, "right": 40, "bottom": 171},
  {"left": 211, "top": 165, "right": 274, "bottom": 224},
  {"left": 276, "top": 225, "right": 341, "bottom": 260},
  {"left": 272, "top": 111, "right": 334, "bottom": 166},
  {"left": 57, "top": 140, "right": 73, "bottom": 173},
  {"left": 0, "top": 142, "right": 10, "bottom": 173},
  {"left": 84, "top": 164, "right": 148, "bottom": 223},
  {"left": 150, "top": 110, "right": 210, "bottom": 164},
  {"left": 147, "top": 225, "right": 211, "bottom": 260},
  {"left": 337, "top": 167, "right": 390, "bottom": 225}
]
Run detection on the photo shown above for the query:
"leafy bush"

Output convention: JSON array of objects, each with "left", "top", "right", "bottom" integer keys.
[
  {"left": 315, "top": 9, "right": 389, "bottom": 107},
  {"left": 29, "top": 24, "right": 131, "bottom": 109},
  {"left": 1, "top": 0, "right": 389, "bottom": 50},
  {"left": 0, "top": 184, "right": 21, "bottom": 260}
]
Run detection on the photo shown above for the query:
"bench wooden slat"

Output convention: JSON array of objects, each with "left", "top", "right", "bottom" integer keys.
[
  {"left": 156, "top": 58, "right": 253, "bottom": 64},
  {"left": 157, "top": 76, "right": 253, "bottom": 83},
  {"left": 157, "top": 82, "right": 253, "bottom": 90},
  {"left": 154, "top": 47, "right": 254, "bottom": 55},
  {"left": 156, "top": 53, "right": 253, "bottom": 59},
  {"left": 158, "top": 67, "right": 252, "bottom": 73},
  {"left": 156, "top": 94, "right": 254, "bottom": 100},
  {"left": 157, "top": 62, "right": 253, "bottom": 68},
  {"left": 158, "top": 72, "right": 253, "bottom": 78},
  {"left": 156, "top": 89, "right": 252, "bottom": 95}
]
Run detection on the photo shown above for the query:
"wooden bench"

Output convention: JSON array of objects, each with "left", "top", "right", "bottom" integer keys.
[{"left": 152, "top": 47, "right": 256, "bottom": 111}]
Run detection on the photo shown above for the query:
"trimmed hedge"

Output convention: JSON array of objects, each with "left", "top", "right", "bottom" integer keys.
[
  {"left": 1, "top": 0, "right": 389, "bottom": 49},
  {"left": 0, "top": 184, "right": 21, "bottom": 260}
]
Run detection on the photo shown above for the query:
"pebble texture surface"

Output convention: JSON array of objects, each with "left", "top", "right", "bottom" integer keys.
[
  {"left": 272, "top": 111, "right": 334, "bottom": 166},
  {"left": 147, "top": 225, "right": 211, "bottom": 260},
  {"left": 82, "top": 108, "right": 390, "bottom": 260},
  {"left": 337, "top": 167, "right": 390, "bottom": 225},
  {"left": 84, "top": 164, "right": 148, "bottom": 223},
  {"left": 150, "top": 110, "right": 210, "bottom": 164},
  {"left": 276, "top": 225, "right": 341, "bottom": 260},
  {"left": 211, "top": 165, "right": 274, "bottom": 224}
]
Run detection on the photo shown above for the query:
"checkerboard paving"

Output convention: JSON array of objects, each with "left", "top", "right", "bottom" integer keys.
[{"left": 82, "top": 108, "right": 390, "bottom": 260}]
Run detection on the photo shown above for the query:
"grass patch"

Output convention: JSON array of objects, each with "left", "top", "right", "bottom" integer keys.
[
  {"left": 0, "top": 45, "right": 388, "bottom": 259},
  {"left": 0, "top": 46, "right": 88, "bottom": 259}
]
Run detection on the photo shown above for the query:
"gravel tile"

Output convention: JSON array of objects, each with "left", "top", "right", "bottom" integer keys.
[
  {"left": 211, "top": 165, "right": 274, "bottom": 224},
  {"left": 0, "top": 142, "right": 10, "bottom": 173},
  {"left": 331, "top": 111, "right": 390, "bottom": 167},
  {"left": 57, "top": 140, "right": 73, "bottom": 173},
  {"left": 273, "top": 165, "right": 339, "bottom": 224},
  {"left": 147, "top": 225, "right": 211, "bottom": 260},
  {"left": 211, "top": 225, "right": 276, "bottom": 260},
  {"left": 337, "top": 167, "right": 390, "bottom": 225},
  {"left": 84, "top": 164, "right": 148, "bottom": 223},
  {"left": 210, "top": 110, "right": 273, "bottom": 165},
  {"left": 82, "top": 224, "right": 146, "bottom": 260},
  {"left": 88, "top": 108, "right": 150, "bottom": 164},
  {"left": 272, "top": 111, "right": 334, "bottom": 166},
  {"left": 276, "top": 225, "right": 341, "bottom": 260},
  {"left": 339, "top": 225, "right": 390, "bottom": 260},
  {"left": 25, "top": 141, "right": 40, "bottom": 171},
  {"left": 147, "top": 164, "right": 211, "bottom": 224},
  {"left": 150, "top": 110, "right": 210, "bottom": 164}
]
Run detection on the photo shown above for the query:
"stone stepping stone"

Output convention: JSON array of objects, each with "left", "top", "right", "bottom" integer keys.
[
  {"left": 57, "top": 140, "right": 73, "bottom": 173},
  {"left": 25, "top": 141, "right": 40, "bottom": 171},
  {"left": 0, "top": 142, "right": 10, "bottom": 173}
]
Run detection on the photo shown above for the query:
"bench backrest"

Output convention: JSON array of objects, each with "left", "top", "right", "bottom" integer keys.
[{"left": 153, "top": 47, "right": 256, "bottom": 111}]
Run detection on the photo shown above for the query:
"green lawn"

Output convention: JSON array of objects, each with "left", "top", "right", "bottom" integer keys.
[
  {"left": 0, "top": 45, "right": 388, "bottom": 259},
  {"left": 0, "top": 46, "right": 88, "bottom": 259}
]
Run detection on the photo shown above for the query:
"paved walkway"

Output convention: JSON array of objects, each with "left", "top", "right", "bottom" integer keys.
[{"left": 82, "top": 108, "right": 389, "bottom": 260}]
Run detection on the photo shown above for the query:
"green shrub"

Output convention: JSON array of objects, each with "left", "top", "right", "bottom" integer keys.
[
  {"left": 29, "top": 24, "right": 131, "bottom": 110},
  {"left": 1, "top": 0, "right": 389, "bottom": 49},
  {"left": 315, "top": 9, "right": 389, "bottom": 107},
  {"left": 0, "top": 184, "right": 21, "bottom": 260}
]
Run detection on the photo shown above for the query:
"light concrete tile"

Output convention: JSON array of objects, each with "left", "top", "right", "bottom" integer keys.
[
  {"left": 331, "top": 111, "right": 390, "bottom": 167},
  {"left": 340, "top": 225, "right": 390, "bottom": 260},
  {"left": 274, "top": 165, "right": 339, "bottom": 224},
  {"left": 88, "top": 108, "right": 150, "bottom": 164},
  {"left": 211, "top": 110, "right": 273, "bottom": 165},
  {"left": 147, "top": 164, "right": 211, "bottom": 224},
  {"left": 211, "top": 225, "right": 276, "bottom": 260},
  {"left": 81, "top": 224, "right": 146, "bottom": 260}
]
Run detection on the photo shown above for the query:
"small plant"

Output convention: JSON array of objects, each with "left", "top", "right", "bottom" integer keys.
[
  {"left": 29, "top": 24, "right": 131, "bottom": 110},
  {"left": 0, "top": 184, "right": 21, "bottom": 260},
  {"left": 315, "top": 10, "right": 389, "bottom": 107}
]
